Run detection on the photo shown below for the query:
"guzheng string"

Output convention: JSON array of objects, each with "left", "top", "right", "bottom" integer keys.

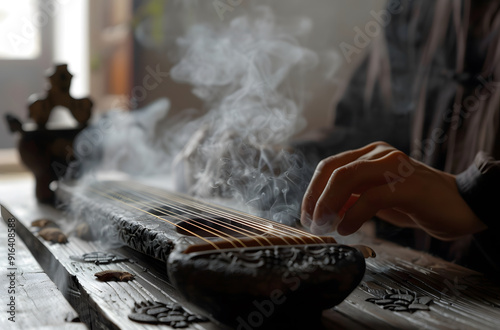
[
  {"left": 89, "top": 185, "right": 236, "bottom": 249},
  {"left": 114, "top": 181, "right": 326, "bottom": 245},
  {"left": 108, "top": 183, "right": 308, "bottom": 246},
  {"left": 110, "top": 184, "right": 275, "bottom": 247},
  {"left": 115, "top": 186, "right": 283, "bottom": 245},
  {"left": 114, "top": 181, "right": 322, "bottom": 245},
  {"left": 91, "top": 182, "right": 321, "bottom": 248},
  {"left": 93, "top": 181, "right": 326, "bottom": 247},
  {"left": 87, "top": 181, "right": 326, "bottom": 249}
]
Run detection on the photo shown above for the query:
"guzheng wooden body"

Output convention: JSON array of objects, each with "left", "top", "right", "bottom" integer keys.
[{"left": 59, "top": 180, "right": 370, "bottom": 328}]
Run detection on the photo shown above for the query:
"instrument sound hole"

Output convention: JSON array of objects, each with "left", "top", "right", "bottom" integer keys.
[{"left": 176, "top": 217, "right": 265, "bottom": 237}]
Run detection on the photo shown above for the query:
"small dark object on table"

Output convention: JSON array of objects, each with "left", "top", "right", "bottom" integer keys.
[
  {"left": 31, "top": 218, "right": 59, "bottom": 229},
  {"left": 38, "top": 227, "right": 68, "bottom": 243},
  {"left": 4, "top": 64, "right": 92, "bottom": 204},
  {"left": 94, "top": 270, "right": 135, "bottom": 282}
]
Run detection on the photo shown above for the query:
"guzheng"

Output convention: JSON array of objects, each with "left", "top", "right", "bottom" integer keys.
[{"left": 58, "top": 180, "right": 373, "bottom": 328}]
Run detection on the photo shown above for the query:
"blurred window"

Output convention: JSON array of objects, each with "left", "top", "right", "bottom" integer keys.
[
  {"left": 0, "top": 0, "right": 41, "bottom": 59},
  {"left": 0, "top": 0, "right": 93, "bottom": 152}
]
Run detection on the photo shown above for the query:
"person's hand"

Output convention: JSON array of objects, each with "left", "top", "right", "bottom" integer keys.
[{"left": 300, "top": 141, "right": 487, "bottom": 240}]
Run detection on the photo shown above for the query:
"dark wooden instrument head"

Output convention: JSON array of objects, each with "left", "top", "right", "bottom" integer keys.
[{"left": 168, "top": 243, "right": 366, "bottom": 328}]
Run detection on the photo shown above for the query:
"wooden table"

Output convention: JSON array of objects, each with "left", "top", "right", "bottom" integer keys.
[{"left": 1, "top": 175, "right": 500, "bottom": 329}]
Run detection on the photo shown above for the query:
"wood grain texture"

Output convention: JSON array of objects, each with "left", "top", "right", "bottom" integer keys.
[
  {"left": 2, "top": 177, "right": 500, "bottom": 329},
  {"left": 0, "top": 208, "right": 83, "bottom": 330},
  {"left": 329, "top": 238, "right": 500, "bottom": 330},
  {"left": 0, "top": 179, "right": 219, "bottom": 330}
]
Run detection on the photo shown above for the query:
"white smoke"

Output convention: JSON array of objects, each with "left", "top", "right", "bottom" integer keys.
[
  {"left": 169, "top": 7, "right": 318, "bottom": 217},
  {"left": 171, "top": 7, "right": 316, "bottom": 144},
  {"left": 73, "top": 6, "right": 331, "bottom": 225}
]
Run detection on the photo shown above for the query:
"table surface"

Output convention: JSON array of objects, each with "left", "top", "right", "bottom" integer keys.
[{"left": 1, "top": 175, "right": 500, "bottom": 330}]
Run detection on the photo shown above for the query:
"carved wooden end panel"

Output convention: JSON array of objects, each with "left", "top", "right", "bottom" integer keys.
[{"left": 168, "top": 244, "right": 366, "bottom": 328}]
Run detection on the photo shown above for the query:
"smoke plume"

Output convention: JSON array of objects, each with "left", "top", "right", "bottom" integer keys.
[{"left": 72, "top": 5, "right": 332, "bottom": 226}]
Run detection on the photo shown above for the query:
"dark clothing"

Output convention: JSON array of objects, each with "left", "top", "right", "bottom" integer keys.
[
  {"left": 298, "top": 0, "right": 500, "bottom": 276},
  {"left": 456, "top": 153, "right": 500, "bottom": 274}
]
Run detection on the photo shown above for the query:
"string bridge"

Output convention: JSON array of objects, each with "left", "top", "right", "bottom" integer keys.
[{"left": 182, "top": 236, "right": 338, "bottom": 253}]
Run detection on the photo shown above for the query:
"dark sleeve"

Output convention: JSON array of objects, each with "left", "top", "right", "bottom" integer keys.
[
  {"left": 456, "top": 152, "right": 500, "bottom": 231},
  {"left": 456, "top": 152, "right": 500, "bottom": 275}
]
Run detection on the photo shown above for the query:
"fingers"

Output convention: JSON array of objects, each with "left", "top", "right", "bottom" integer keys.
[
  {"left": 301, "top": 142, "right": 390, "bottom": 226},
  {"left": 301, "top": 142, "right": 486, "bottom": 240},
  {"left": 336, "top": 184, "right": 406, "bottom": 236},
  {"left": 311, "top": 150, "right": 408, "bottom": 233},
  {"left": 375, "top": 208, "right": 418, "bottom": 228}
]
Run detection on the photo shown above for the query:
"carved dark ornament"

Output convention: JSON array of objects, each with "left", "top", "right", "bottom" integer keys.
[
  {"left": 204, "top": 245, "right": 354, "bottom": 273},
  {"left": 70, "top": 252, "right": 129, "bottom": 265},
  {"left": 118, "top": 218, "right": 175, "bottom": 261},
  {"left": 128, "top": 301, "right": 208, "bottom": 328},
  {"left": 366, "top": 288, "right": 433, "bottom": 312},
  {"left": 168, "top": 244, "right": 366, "bottom": 328}
]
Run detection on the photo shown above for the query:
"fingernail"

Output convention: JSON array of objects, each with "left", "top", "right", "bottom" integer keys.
[
  {"left": 301, "top": 212, "right": 312, "bottom": 227},
  {"left": 337, "top": 226, "right": 350, "bottom": 236},
  {"left": 337, "top": 221, "right": 353, "bottom": 236},
  {"left": 310, "top": 216, "right": 335, "bottom": 235},
  {"left": 315, "top": 215, "right": 328, "bottom": 226}
]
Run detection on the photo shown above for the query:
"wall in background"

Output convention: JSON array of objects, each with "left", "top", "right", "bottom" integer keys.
[
  {"left": 0, "top": 0, "right": 386, "bottom": 151},
  {"left": 131, "top": 0, "right": 386, "bottom": 139}
]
